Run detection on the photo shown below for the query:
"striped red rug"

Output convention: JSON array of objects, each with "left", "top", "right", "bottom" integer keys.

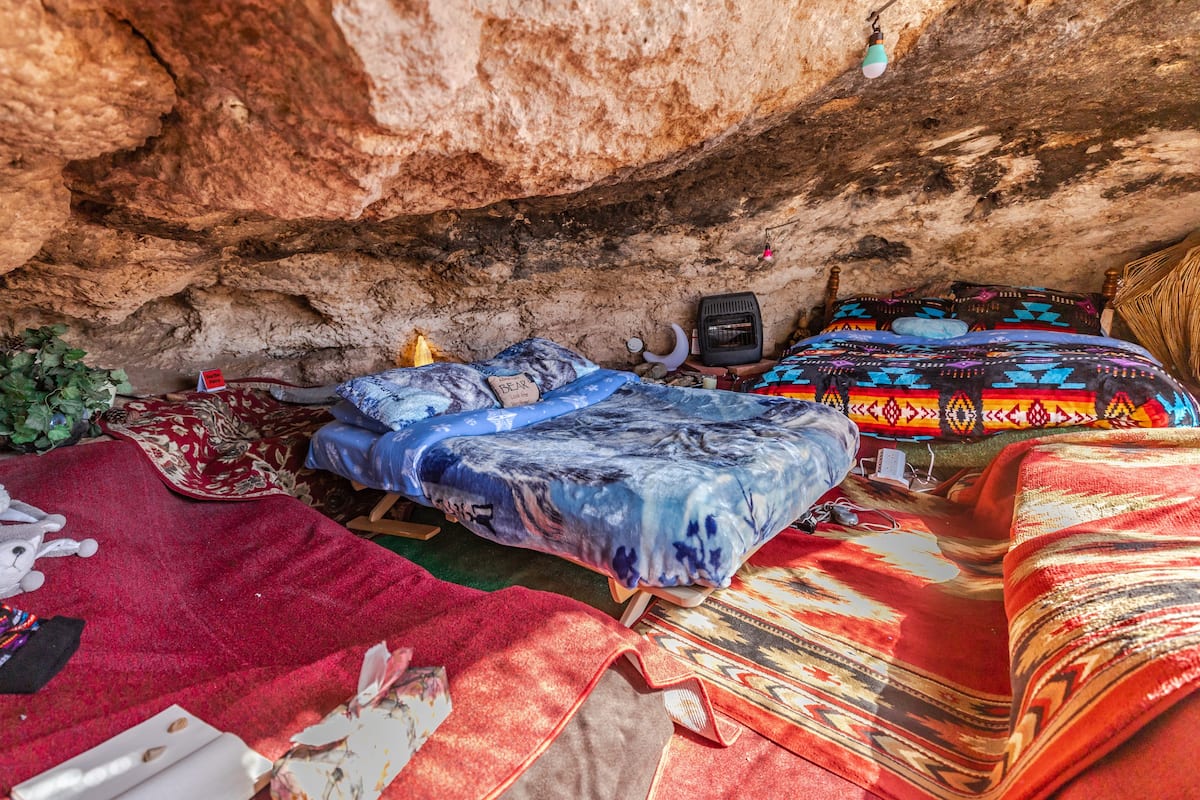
[{"left": 638, "top": 429, "right": 1200, "bottom": 800}]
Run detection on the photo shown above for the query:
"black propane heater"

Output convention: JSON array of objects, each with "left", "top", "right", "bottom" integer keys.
[{"left": 696, "top": 292, "right": 763, "bottom": 367}]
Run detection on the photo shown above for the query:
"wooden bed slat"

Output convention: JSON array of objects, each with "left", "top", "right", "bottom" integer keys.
[
  {"left": 346, "top": 491, "right": 441, "bottom": 540},
  {"left": 370, "top": 492, "right": 404, "bottom": 522},
  {"left": 347, "top": 516, "right": 441, "bottom": 540}
]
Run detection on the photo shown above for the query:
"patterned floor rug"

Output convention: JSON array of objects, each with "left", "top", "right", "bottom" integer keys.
[
  {"left": 637, "top": 428, "right": 1200, "bottom": 800},
  {"left": 99, "top": 379, "right": 379, "bottom": 522},
  {"left": 638, "top": 477, "right": 1012, "bottom": 799}
]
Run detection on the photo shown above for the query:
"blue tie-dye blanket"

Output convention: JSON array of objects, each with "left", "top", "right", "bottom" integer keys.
[{"left": 308, "top": 370, "right": 858, "bottom": 588}]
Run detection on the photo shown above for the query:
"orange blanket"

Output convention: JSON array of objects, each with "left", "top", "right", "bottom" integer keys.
[
  {"left": 954, "top": 427, "right": 1200, "bottom": 797},
  {"left": 639, "top": 427, "right": 1200, "bottom": 799}
]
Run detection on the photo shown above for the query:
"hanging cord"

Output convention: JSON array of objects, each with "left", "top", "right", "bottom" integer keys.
[
  {"left": 867, "top": 0, "right": 901, "bottom": 24},
  {"left": 793, "top": 497, "right": 898, "bottom": 533}
]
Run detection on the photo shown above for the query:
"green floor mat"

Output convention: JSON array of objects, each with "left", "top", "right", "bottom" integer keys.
[
  {"left": 890, "top": 425, "right": 1096, "bottom": 470},
  {"left": 370, "top": 505, "right": 625, "bottom": 620}
]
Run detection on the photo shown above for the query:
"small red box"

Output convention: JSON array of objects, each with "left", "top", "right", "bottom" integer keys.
[{"left": 197, "top": 368, "right": 227, "bottom": 392}]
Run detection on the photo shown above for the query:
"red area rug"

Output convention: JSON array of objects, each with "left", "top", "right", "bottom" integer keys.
[
  {"left": 0, "top": 439, "right": 726, "bottom": 798},
  {"left": 638, "top": 428, "right": 1200, "bottom": 800},
  {"left": 99, "top": 379, "right": 376, "bottom": 522}
]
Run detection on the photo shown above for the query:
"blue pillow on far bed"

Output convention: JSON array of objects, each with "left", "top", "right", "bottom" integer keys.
[
  {"left": 336, "top": 362, "right": 499, "bottom": 432},
  {"left": 472, "top": 337, "right": 599, "bottom": 393}
]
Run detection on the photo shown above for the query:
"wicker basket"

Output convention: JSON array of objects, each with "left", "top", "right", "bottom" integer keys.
[{"left": 1112, "top": 229, "right": 1200, "bottom": 384}]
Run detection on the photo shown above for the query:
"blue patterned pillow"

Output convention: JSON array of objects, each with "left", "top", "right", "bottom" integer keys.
[
  {"left": 336, "top": 363, "right": 498, "bottom": 431},
  {"left": 822, "top": 296, "right": 953, "bottom": 333},
  {"left": 472, "top": 338, "right": 599, "bottom": 393},
  {"left": 329, "top": 400, "right": 391, "bottom": 433}
]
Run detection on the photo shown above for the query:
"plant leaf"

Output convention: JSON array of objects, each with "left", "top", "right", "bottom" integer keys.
[
  {"left": 23, "top": 405, "right": 51, "bottom": 433},
  {"left": 46, "top": 425, "right": 73, "bottom": 443},
  {"left": 0, "top": 324, "right": 129, "bottom": 453}
]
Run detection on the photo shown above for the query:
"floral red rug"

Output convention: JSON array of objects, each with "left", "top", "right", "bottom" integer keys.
[{"left": 99, "top": 379, "right": 377, "bottom": 522}]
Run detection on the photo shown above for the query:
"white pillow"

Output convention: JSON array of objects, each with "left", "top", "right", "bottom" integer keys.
[{"left": 890, "top": 317, "right": 970, "bottom": 339}]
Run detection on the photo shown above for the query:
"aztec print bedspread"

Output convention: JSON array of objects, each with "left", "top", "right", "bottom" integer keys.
[
  {"left": 637, "top": 427, "right": 1200, "bottom": 800},
  {"left": 307, "top": 370, "right": 858, "bottom": 589},
  {"left": 751, "top": 329, "right": 1198, "bottom": 440}
]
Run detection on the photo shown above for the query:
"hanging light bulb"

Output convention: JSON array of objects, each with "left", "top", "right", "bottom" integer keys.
[
  {"left": 759, "top": 236, "right": 774, "bottom": 262},
  {"left": 862, "top": 15, "right": 888, "bottom": 79}
]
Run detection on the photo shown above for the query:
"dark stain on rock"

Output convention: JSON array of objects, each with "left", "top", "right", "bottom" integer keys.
[
  {"left": 838, "top": 235, "right": 912, "bottom": 263},
  {"left": 1102, "top": 173, "right": 1163, "bottom": 199},
  {"left": 969, "top": 160, "right": 1009, "bottom": 198},
  {"left": 1022, "top": 142, "right": 1108, "bottom": 200},
  {"left": 923, "top": 166, "right": 956, "bottom": 195}
]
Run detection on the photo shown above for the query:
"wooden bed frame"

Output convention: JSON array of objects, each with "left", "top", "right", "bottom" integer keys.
[{"left": 346, "top": 485, "right": 441, "bottom": 540}]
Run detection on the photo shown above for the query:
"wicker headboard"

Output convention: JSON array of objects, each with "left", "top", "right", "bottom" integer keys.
[{"left": 1110, "top": 230, "right": 1200, "bottom": 385}]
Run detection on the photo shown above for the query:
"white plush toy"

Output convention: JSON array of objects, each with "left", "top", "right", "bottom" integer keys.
[{"left": 0, "top": 484, "right": 98, "bottom": 599}]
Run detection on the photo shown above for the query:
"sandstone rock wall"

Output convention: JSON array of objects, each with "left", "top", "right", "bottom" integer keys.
[
  {"left": 1, "top": 0, "right": 1197, "bottom": 391},
  {"left": 0, "top": 0, "right": 174, "bottom": 273}
]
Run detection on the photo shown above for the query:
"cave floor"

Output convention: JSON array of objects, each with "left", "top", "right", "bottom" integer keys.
[{"left": 370, "top": 504, "right": 627, "bottom": 619}]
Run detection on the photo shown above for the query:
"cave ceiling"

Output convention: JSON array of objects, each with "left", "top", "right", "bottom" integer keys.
[{"left": 1, "top": 0, "right": 1197, "bottom": 387}]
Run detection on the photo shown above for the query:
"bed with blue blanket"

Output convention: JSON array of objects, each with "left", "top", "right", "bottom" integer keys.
[{"left": 306, "top": 339, "right": 858, "bottom": 617}]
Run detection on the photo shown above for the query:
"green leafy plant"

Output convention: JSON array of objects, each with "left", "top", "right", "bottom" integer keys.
[{"left": 0, "top": 325, "right": 131, "bottom": 454}]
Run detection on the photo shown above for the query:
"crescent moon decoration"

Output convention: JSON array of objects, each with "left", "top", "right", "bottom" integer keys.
[{"left": 642, "top": 323, "right": 690, "bottom": 372}]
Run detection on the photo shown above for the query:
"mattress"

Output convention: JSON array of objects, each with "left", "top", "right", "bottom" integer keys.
[{"left": 307, "top": 370, "right": 858, "bottom": 589}]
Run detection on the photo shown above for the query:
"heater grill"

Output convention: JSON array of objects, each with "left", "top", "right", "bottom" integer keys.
[{"left": 697, "top": 292, "right": 763, "bottom": 367}]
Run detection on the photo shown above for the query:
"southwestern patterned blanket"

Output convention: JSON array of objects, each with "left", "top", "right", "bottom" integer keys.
[
  {"left": 751, "top": 329, "right": 1197, "bottom": 440},
  {"left": 638, "top": 427, "right": 1200, "bottom": 800}
]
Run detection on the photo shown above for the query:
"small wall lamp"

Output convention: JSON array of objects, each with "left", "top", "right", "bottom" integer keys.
[
  {"left": 759, "top": 241, "right": 774, "bottom": 262},
  {"left": 758, "top": 218, "right": 808, "bottom": 263},
  {"left": 863, "top": 0, "right": 899, "bottom": 79},
  {"left": 411, "top": 334, "right": 434, "bottom": 366}
]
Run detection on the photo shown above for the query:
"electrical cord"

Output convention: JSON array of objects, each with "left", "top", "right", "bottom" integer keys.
[
  {"left": 792, "top": 497, "right": 898, "bottom": 533},
  {"left": 854, "top": 443, "right": 942, "bottom": 493}
]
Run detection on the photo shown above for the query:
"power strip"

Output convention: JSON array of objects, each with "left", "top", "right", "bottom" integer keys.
[{"left": 870, "top": 448, "right": 911, "bottom": 489}]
